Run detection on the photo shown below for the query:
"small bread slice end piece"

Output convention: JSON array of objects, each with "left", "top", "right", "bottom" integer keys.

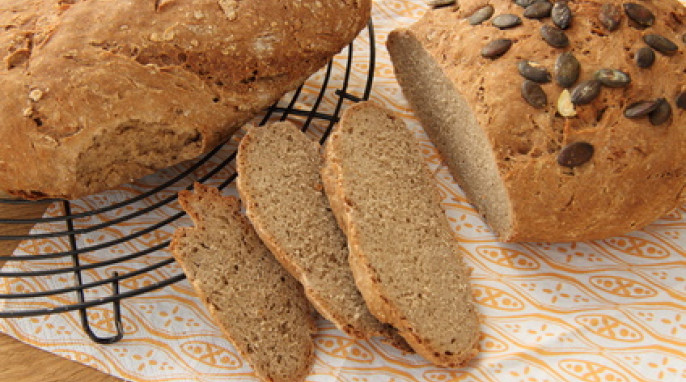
[
  {"left": 321, "top": 102, "right": 481, "bottom": 367},
  {"left": 169, "top": 183, "right": 315, "bottom": 382},
  {"left": 236, "top": 122, "right": 411, "bottom": 351}
]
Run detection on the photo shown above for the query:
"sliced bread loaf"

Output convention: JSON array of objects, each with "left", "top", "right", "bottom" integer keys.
[
  {"left": 169, "top": 183, "right": 315, "bottom": 382},
  {"left": 387, "top": 0, "right": 686, "bottom": 241},
  {"left": 321, "top": 102, "right": 480, "bottom": 367},
  {"left": 236, "top": 121, "right": 406, "bottom": 348}
]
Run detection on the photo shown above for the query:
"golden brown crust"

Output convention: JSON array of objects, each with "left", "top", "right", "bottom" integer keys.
[
  {"left": 392, "top": 0, "right": 685, "bottom": 241},
  {"left": 0, "top": 0, "right": 370, "bottom": 199}
]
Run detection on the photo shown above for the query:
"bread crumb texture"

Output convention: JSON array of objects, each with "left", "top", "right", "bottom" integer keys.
[{"left": 170, "top": 183, "right": 315, "bottom": 382}]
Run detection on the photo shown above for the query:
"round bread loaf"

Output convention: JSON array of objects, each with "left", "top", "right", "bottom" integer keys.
[
  {"left": 0, "top": 0, "right": 370, "bottom": 199},
  {"left": 388, "top": 0, "right": 685, "bottom": 242}
]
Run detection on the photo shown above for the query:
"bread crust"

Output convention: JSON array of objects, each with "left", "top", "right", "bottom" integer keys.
[
  {"left": 0, "top": 0, "right": 370, "bottom": 199},
  {"left": 388, "top": 0, "right": 685, "bottom": 242}
]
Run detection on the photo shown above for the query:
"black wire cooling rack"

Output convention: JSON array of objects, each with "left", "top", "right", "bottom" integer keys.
[{"left": 0, "top": 21, "right": 375, "bottom": 344}]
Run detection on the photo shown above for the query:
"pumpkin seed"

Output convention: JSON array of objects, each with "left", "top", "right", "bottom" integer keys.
[
  {"left": 557, "top": 89, "right": 577, "bottom": 117},
  {"left": 635, "top": 47, "right": 655, "bottom": 68},
  {"left": 551, "top": 1, "right": 572, "bottom": 29},
  {"left": 624, "top": 3, "right": 654, "bottom": 28},
  {"left": 554, "top": 52, "right": 580, "bottom": 88},
  {"left": 570, "top": 80, "right": 602, "bottom": 105},
  {"left": 599, "top": 3, "right": 622, "bottom": 31},
  {"left": 524, "top": 1, "right": 552, "bottom": 18},
  {"left": 482, "top": 39, "right": 513, "bottom": 58},
  {"left": 541, "top": 25, "right": 569, "bottom": 48},
  {"left": 521, "top": 80, "right": 548, "bottom": 108},
  {"left": 624, "top": 99, "right": 661, "bottom": 118},
  {"left": 428, "top": 0, "right": 456, "bottom": 8},
  {"left": 468, "top": 5, "right": 495, "bottom": 25},
  {"left": 594, "top": 69, "right": 631, "bottom": 88},
  {"left": 643, "top": 34, "right": 678, "bottom": 56},
  {"left": 518, "top": 60, "right": 552, "bottom": 83},
  {"left": 677, "top": 92, "right": 686, "bottom": 110},
  {"left": 492, "top": 14, "right": 522, "bottom": 29},
  {"left": 516, "top": 0, "right": 537, "bottom": 8},
  {"left": 649, "top": 98, "right": 672, "bottom": 125},
  {"left": 558, "top": 142, "right": 594, "bottom": 168}
]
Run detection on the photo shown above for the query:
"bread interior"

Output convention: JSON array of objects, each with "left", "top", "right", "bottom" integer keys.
[{"left": 388, "top": 31, "right": 512, "bottom": 238}]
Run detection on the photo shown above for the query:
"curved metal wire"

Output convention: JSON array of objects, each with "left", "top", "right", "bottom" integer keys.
[{"left": 0, "top": 22, "right": 375, "bottom": 344}]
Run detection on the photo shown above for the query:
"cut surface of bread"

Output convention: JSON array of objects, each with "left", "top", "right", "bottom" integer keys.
[
  {"left": 169, "top": 183, "right": 315, "bottom": 382},
  {"left": 236, "top": 121, "right": 406, "bottom": 347},
  {"left": 387, "top": 29, "right": 512, "bottom": 239},
  {"left": 321, "top": 102, "right": 480, "bottom": 367}
]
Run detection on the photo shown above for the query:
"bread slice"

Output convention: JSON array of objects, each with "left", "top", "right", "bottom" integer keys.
[
  {"left": 236, "top": 121, "right": 408, "bottom": 349},
  {"left": 321, "top": 102, "right": 480, "bottom": 367},
  {"left": 169, "top": 183, "right": 315, "bottom": 382}
]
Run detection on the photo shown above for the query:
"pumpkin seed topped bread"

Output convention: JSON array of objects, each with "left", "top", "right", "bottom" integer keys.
[
  {"left": 321, "top": 102, "right": 481, "bottom": 367},
  {"left": 236, "top": 121, "right": 408, "bottom": 349},
  {"left": 388, "top": 0, "right": 685, "bottom": 242},
  {"left": 0, "top": 0, "right": 370, "bottom": 199},
  {"left": 170, "top": 183, "right": 315, "bottom": 382}
]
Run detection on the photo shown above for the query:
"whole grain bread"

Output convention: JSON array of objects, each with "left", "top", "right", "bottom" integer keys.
[
  {"left": 169, "top": 183, "right": 315, "bottom": 382},
  {"left": 321, "top": 102, "right": 481, "bottom": 368},
  {"left": 0, "top": 0, "right": 370, "bottom": 199},
  {"left": 236, "top": 121, "right": 408, "bottom": 350},
  {"left": 388, "top": 0, "right": 685, "bottom": 242}
]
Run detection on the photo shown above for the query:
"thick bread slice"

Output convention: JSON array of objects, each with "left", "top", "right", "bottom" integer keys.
[
  {"left": 236, "top": 122, "right": 408, "bottom": 349},
  {"left": 321, "top": 102, "right": 480, "bottom": 367},
  {"left": 169, "top": 183, "right": 315, "bottom": 382}
]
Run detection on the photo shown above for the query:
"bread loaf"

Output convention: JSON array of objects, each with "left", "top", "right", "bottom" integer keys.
[
  {"left": 236, "top": 121, "right": 408, "bottom": 349},
  {"left": 321, "top": 102, "right": 480, "bottom": 367},
  {"left": 388, "top": 0, "right": 685, "bottom": 242},
  {"left": 0, "top": 0, "right": 370, "bottom": 199},
  {"left": 170, "top": 183, "right": 315, "bottom": 382}
]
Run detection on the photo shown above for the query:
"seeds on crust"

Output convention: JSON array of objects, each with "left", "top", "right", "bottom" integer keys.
[
  {"left": 635, "top": 47, "right": 655, "bottom": 68},
  {"left": 492, "top": 14, "right": 522, "bottom": 29},
  {"left": 570, "top": 80, "right": 602, "bottom": 105},
  {"left": 677, "top": 92, "right": 686, "bottom": 110},
  {"left": 623, "top": 3, "right": 655, "bottom": 28},
  {"left": 524, "top": 1, "right": 552, "bottom": 19},
  {"left": 554, "top": 52, "right": 580, "bottom": 88},
  {"left": 557, "top": 89, "right": 577, "bottom": 117},
  {"left": 649, "top": 98, "right": 672, "bottom": 126},
  {"left": 551, "top": 1, "right": 572, "bottom": 29},
  {"left": 482, "top": 39, "right": 513, "bottom": 59},
  {"left": 594, "top": 69, "right": 631, "bottom": 88},
  {"left": 518, "top": 60, "right": 552, "bottom": 83},
  {"left": 541, "top": 25, "right": 569, "bottom": 48},
  {"left": 624, "top": 99, "right": 661, "bottom": 118},
  {"left": 521, "top": 80, "right": 548, "bottom": 109},
  {"left": 558, "top": 142, "right": 594, "bottom": 168},
  {"left": 643, "top": 34, "right": 678, "bottom": 56},
  {"left": 468, "top": 5, "right": 494, "bottom": 25},
  {"left": 516, "top": 0, "right": 537, "bottom": 8},
  {"left": 428, "top": 0, "right": 457, "bottom": 8},
  {"left": 599, "top": 3, "right": 622, "bottom": 31}
]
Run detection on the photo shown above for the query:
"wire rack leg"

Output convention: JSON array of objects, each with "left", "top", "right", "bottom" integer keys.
[{"left": 63, "top": 201, "right": 124, "bottom": 344}]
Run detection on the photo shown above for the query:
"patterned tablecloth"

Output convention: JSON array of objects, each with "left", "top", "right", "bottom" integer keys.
[{"left": 2, "top": 1, "right": 685, "bottom": 381}]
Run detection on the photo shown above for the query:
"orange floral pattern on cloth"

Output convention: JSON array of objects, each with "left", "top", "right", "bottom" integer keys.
[{"left": 1, "top": 1, "right": 685, "bottom": 381}]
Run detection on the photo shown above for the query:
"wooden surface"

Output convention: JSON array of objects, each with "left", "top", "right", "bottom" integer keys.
[{"left": 0, "top": 202, "right": 122, "bottom": 382}]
